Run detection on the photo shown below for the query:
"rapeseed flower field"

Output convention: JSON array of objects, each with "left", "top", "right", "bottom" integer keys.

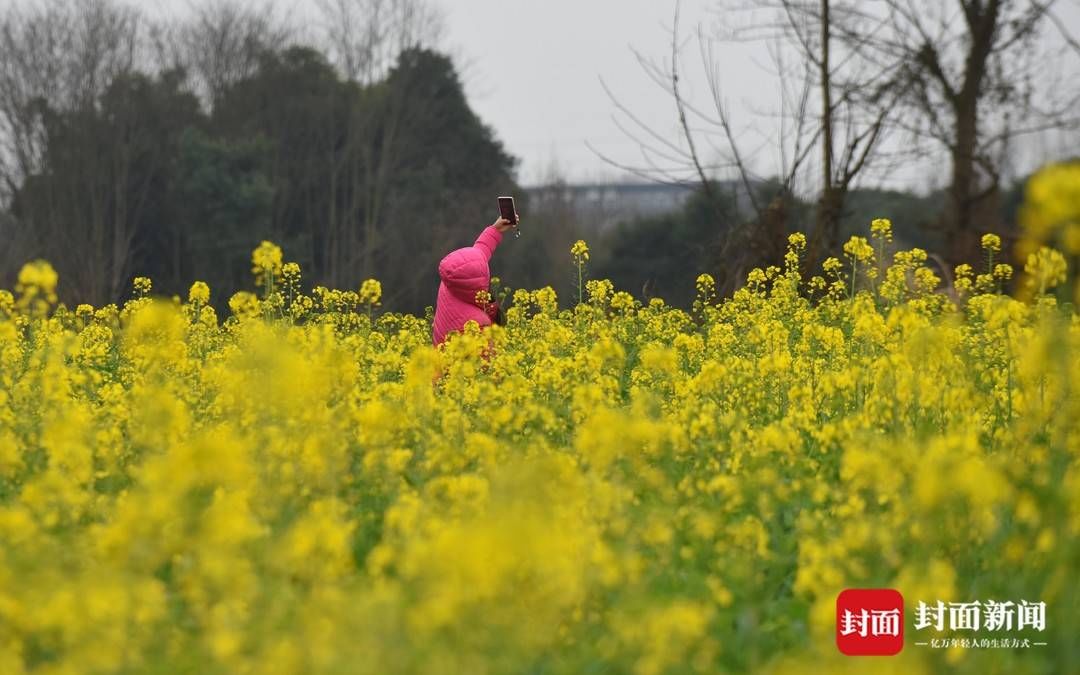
[{"left": 1, "top": 164, "right": 1078, "bottom": 674}]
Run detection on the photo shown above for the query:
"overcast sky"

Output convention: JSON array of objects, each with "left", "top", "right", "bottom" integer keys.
[
  {"left": 431, "top": 0, "right": 1080, "bottom": 189},
  {"left": 146, "top": 0, "right": 1079, "bottom": 190},
  {"left": 435, "top": 0, "right": 726, "bottom": 186}
]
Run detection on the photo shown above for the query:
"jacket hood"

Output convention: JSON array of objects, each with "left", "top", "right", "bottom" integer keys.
[{"left": 438, "top": 246, "right": 489, "bottom": 303}]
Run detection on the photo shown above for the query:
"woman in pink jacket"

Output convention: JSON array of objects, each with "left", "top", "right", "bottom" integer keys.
[{"left": 432, "top": 216, "right": 517, "bottom": 346}]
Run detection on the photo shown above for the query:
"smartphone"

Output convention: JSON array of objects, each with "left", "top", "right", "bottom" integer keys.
[{"left": 497, "top": 196, "right": 518, "bottom": 225}]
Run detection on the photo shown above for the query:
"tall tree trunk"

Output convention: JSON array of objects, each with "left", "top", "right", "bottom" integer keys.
[
  {"left": 944, "top": 0, "right": 1000, "bottom": 264},
  {"left": 809, "top": 186, "right": 844, "bottom": 272},
  {"left": 808, "top": 0, "right": 840, "bottom": 270},
  {"left": 948, "top": 95, "right": 980, "bottom": 263},
  {"left": 820, "top": 0, "right": 833, "bottom": 198}
]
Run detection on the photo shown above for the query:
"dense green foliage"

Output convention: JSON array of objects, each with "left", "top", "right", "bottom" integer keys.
[{"left": 5, "top": 45, "right": 518, "bottom": 313}]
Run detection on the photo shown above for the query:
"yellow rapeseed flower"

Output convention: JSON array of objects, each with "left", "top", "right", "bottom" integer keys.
[
  {"left": 571, "top": 239, "right": 590, "bottom": 262},
  {"left": 870, "top": 218, "right": 893, "bottom": 241},
  {"left": 0, "top": 181, "right": 1075, "bottom": 675},
  {"left": 188, "top": 281, "right": 211, "bottom": 305},
  {"left": 359, "top": 278, "right": 382, "bottom": 306}
]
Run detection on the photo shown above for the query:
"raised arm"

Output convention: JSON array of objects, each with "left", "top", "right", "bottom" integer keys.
[{"left": 474, "top": 224, "right": 505, "bottom": 261}]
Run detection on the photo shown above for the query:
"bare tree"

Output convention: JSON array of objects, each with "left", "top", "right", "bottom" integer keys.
[
  {"left": 316, "top": 0, "right": 444, "bottom": 85},
  {"left": 312, "top": 0, "right": 445, "bottom": 286},
  {"left": 0, "top": 0, "right": 151, "bottom": 303},
  {"left": 0, "top": 0, "right": 142, "bottom": 202},
  {"left": 760, "top": 1, "right": 909, "bottom": 264},
  {"left": 849, "top": 0, "right": 1080, "bottom": 260},
  {"left": 154, "top": 0, "right": 293, "bottom": 109},
  {"left": 592, "top": 0, "right": 904, "bottom": 290}
]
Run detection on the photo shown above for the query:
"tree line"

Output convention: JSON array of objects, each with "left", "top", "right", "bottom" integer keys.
[
  {"left": 1, "top": 0, "right": 1077, "bottom": 312},
  {"left": 0, "top": 0, "right": 540, "bottom": 312}
]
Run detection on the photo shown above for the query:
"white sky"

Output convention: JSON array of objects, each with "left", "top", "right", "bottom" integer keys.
[{"left": 435, "top": 0, "right": 728, "bottom": 186}]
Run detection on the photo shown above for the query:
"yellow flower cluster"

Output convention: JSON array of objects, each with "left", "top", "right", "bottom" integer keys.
[
  {"left": 843, "top": 236, "right": 875, "bottom": 263},
  {"left": 1024, "top": 246, "right": 1068, "bottom": 295},
  {"left": 358, "top": 278, "right": 382, "bottom": 307},
  {"left": 14, "top": 261, "right": 59, "bottom": 316},
  {"left": 251, "top": 241, "right": 284, "bottom": 295},
  {"left": 1019, "top": 161, "right": 1080, "bottom": 254},
  {"left": 1017, "top": 161, "right": 1080, "bottom": 304},
  {"left": 871, "top": 218, "right": 893, "bottom": 242},
  {"left": 981, "top": 233, "right": 1002, "bottom": 253},
  {"left": 188, "top": 281, "right": 211, "bottom": 305},
  {"left": 251, "top": 240, "right": 283, "bottom": 276},
  {"left": 571, "top": 239, "right": 590, "bottom": 262},
  {"left": 282, "top": 262, "right": 301, "bottom": 286},
  {"left": 0, "top": 210, "right": 1077, "bottom": 674}
]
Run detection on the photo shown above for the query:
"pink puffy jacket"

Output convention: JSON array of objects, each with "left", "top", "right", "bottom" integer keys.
[{"left": 432, "top": 225, "right": 503, "bottom": 346}]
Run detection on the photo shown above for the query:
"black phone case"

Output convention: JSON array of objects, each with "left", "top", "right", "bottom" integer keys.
[{"left": 498, "top": 198, "right": 517, "bottom": 224}]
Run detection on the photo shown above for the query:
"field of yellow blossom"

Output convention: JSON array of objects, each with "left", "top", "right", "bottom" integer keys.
[{"left": 0, "top": 164, "right": 1078, "bottom": 675}]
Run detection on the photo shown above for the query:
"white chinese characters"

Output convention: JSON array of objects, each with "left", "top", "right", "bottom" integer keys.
[
  {"left": 839, "top": 608, "right": 902, "bottom": 637},
  {"left": 913, "top": 600, "right": 1045, "bottom": 632}
]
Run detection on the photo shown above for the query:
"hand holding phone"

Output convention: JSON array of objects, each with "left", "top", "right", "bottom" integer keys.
[
  {"left": 498, "top": 196, "right": 518, "bottom": 224},
  {"left": 497, "top": 196, "right": 521, "bottom": 237}
]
